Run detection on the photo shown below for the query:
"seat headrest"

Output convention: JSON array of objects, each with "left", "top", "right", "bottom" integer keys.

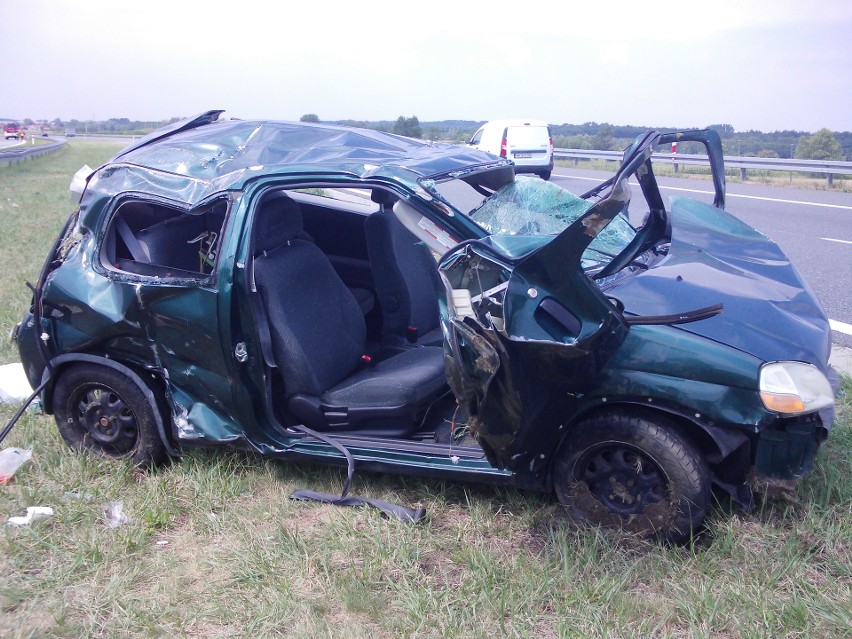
[
  {"left": 371, "top": 190, "right": 397, "bottom": 208},
  {"left": 254, "top": 195, "right": 304, "bottom": 255}
]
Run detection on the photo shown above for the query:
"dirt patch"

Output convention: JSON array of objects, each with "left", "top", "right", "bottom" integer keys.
[
  {"left": 559, "top": 481, "right": 677, "bottom": 538},
  {"left": 748, "top": 472, "right": 800, "bottom": 503},
  {"left": 417, "top": 549, "right": 467, "bottom": 591},
  {"left": 281, "top": 502, "right": 338, "bottom": 537}
]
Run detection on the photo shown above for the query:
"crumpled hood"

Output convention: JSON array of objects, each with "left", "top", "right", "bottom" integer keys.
[{"left": 609, "top": 197, "right": 832, "bottom": 368}]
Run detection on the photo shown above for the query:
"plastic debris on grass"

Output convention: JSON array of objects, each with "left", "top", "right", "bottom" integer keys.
[
  {"left": 0, "top": 363, "right": 33, "bottom": 404},
  {"left": 8, "top": 506, "right": 54, "bottom": 526},
  {"left": 104, "top": 502, "right": 130, "bottom": 528},
  {"left": 0, "top": 447, "right": 33, "bottom": 483}
]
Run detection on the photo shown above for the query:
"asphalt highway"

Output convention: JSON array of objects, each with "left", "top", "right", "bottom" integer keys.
[{"left": 553, "top": 168, "right": 852, "bottom": 348}]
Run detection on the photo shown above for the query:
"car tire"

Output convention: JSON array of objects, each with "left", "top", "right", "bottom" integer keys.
[
  {"left": 553, "top": 410, "right": 710, "bottom": 543},
  {"left": 53, "top": 363, "right": 168, "bottom": 467},
  {"left": 538, "top": 171, "right": 551, "bottom": 180}
]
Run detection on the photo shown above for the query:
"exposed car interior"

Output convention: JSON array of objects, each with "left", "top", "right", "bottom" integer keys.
[
  {"left": 102, "top": 198, "right": 228, "bottom": 278},
  {"left": 250, "top": 187, "right": 467, "bottom": 443}
]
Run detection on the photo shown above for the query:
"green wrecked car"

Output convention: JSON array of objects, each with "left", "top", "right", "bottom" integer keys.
[{"left": 13, "top": 111, "right": 838, "bottom": 541}]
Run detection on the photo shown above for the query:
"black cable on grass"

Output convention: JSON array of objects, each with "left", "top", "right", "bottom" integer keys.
[{"left": 0, "top": 376, "right": 51, "bottom": 445}]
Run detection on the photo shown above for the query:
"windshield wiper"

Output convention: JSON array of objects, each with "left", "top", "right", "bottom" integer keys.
[{"left": 624, "top": 303, "right": 724, "bottom": 326}]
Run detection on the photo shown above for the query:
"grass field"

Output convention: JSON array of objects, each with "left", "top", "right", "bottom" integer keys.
[{"left": 1, "top": 142, "right": 850, "bottom": 638}]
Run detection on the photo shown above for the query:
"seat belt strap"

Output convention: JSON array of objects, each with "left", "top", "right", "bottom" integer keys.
[
  {"left": 250, "top": 260, "right": 277, "bottom": 369},
  {"left": 289, "top": 423, "right": 426, "bottom": 523},
  {"left": 115, "top": 217, "right": 149, "bottom": 262}
]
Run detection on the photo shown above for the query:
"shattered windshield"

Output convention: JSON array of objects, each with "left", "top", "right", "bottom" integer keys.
[{"left": 469, "top": 176, "right": 637, "bottom": 268}]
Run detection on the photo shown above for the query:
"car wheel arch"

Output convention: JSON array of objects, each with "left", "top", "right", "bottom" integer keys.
[
  {"left": 547, "top": 402, "right": 729, "bottom": 491},
  {"left": 43, "top": 353, "right": 179, "bottom": 458},
  {"left": 550, "top": 406, "right": 713, "bottom": 542}
]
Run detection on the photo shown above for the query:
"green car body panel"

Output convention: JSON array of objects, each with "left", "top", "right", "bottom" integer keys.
[{"left": 15, "top": 114, "right": 836, "bottom": 506}]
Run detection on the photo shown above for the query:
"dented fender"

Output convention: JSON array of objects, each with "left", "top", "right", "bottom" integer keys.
[{"left": 39, "top": 353, "right": 179, "bottom": 457}]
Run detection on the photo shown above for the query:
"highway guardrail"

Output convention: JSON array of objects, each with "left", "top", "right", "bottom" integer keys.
[
  {"left": 554, "top": 148, "right": 852, "bottom": 187},
  {"left": 0, "top": 139, "right": 67, "bottom": 167}
]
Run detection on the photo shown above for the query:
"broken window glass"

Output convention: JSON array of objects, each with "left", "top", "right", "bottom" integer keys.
[{"left": 469, "top": 176, "right": 637, "bottom": 268}]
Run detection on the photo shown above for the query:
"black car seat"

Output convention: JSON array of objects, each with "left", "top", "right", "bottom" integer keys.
[
  {"left": 365, "top": 192, "right": 444, "bottom": 347},
  {"left": 252, "top": 194, "right": 446, "bottom": 436}
]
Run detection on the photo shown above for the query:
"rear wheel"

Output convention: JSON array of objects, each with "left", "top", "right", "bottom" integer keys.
[
  {"left": 53, "top": 363, "right": 168, "bottom": 467},
  {"left": 538, "top": 170, "right": 552, "bottom": 180},
  {"left": 553, "top": 411, "right": 710, "bottom": 543}
]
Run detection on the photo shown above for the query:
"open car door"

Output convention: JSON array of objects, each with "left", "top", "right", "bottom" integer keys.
[
  {"left": 439, "top": 178, "right": 634, "bottom": 474},
  {"left": 438, "top": 129, "right": 726, "bottom": 477}
]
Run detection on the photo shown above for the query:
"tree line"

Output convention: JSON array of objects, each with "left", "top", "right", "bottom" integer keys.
[{"left": 303, "top": 115, "right": 848, "bottom": 161}]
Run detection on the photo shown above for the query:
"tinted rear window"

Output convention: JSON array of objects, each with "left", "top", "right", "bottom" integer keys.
[{"left": 507, "top": 126, "right": 548, "bottom": 146}]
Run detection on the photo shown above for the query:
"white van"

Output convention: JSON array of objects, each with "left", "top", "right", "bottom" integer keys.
[{"left": 468, "top": 119, "right": 554, "bottom": 180}]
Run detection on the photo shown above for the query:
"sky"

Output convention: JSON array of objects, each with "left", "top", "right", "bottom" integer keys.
[{"left": 2, "top": 0, "right": 851, "bottom": 133}]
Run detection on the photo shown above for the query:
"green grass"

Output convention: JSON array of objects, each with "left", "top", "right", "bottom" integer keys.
[
  {"left": 1, "top": 143, "right": 850, "bottom": 638},
  {"left": 0, "top": 139, "right": 126, "bottom": 364}
]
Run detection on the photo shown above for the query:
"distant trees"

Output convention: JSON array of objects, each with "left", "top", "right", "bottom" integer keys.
[
  {"left": 795, "top": 128, "right": 843, "bottom": 160},
  {"left": 708, "top": 124, "right": 735, "bottom": 136},
  {"left": 547, "top": 121, "right": 850, "bottom": 159},
  {"left": 422, "top": 126, "right": 470, "bottom": 143},
  {"left": 5, "top": 111, "right": 848, "bottom": 160},
  {"left": 392, "top": 115, "right": 422, "bottom": 138},
  {"left": 592, "top": 124, "right": 615, "bottom": 151}
]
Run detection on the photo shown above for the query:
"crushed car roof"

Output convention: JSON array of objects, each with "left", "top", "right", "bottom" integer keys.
[{"left": 104, "top": 110, "right": 507, "bottom": 194}]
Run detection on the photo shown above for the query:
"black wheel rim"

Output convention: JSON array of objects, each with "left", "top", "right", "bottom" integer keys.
[
  {"left": 574, "top": 444, "right": 668, "bottom": 516},
  {"left": 71, "top": 384, "right": 138, "bottom": 456}
]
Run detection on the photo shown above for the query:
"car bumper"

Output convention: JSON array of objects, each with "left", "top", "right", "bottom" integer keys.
[{"left": 512, "top": 159, "right": 554, "bottom": 174}]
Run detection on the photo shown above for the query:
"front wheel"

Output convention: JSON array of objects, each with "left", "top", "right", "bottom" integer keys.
[
  {"left": 53, "top": 363, "right": 168, "bottom": 467},
  {"left": 553, "top": 411, "right": 710, "bottom": 543}
]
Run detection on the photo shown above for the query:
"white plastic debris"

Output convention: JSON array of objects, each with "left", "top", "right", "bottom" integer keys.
[
  {"left": 0, "top": 447, "right": 33, "bottom": 483},
  {"left": 104, "top": 502, "right": 130, "bottom": 528},
  {"left": 155, "top": 540, "right": 169, "bottom": 547},
  {"left": 0, "top": 363, "right": 33, "bottom": 404},
  {"left": 69, "top": 164, "right": 94, "bottom": 202},
  {"left": 8, "top": 506, "right": 54, "bottom": 526}
]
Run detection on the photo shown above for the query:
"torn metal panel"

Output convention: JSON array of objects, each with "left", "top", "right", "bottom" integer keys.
[
  {"left": 439, "top": 182, "right": 634, "bottom": 469},
  {"left": 169, "top": 388, "right": 242, "bottom": 443}
]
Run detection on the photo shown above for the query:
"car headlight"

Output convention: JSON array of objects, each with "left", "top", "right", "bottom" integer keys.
[{"left": 759, "top": 361, "right": 834, "bottom": 415}]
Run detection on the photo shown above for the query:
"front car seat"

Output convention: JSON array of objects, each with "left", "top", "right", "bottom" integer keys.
[
  {"left": 252, "top": 194, "right": 446, "bottom": 436},
  {"left": 365, "top": 193, "right": 444, "bottom": 347}
]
